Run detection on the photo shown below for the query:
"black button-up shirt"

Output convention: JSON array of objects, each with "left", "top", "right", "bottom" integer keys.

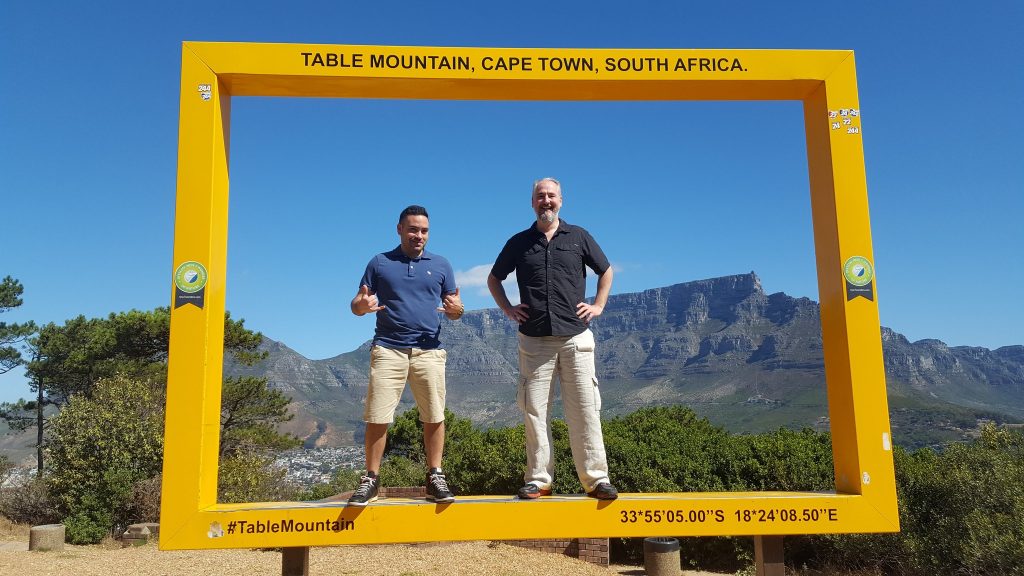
[{"left": 491, "top": 219, "right": 610, "bottom": 337}]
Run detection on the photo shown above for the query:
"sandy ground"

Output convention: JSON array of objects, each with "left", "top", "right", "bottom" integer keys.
[
  {"left": 0, "top": 536, "right": 726, "bottom": 576},
  {"left": 0, "top": 516, "right": 731, "bottom": 575}
]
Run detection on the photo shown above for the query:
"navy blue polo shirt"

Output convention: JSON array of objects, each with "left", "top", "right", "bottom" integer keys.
[
  {"left": 491, "top": 219, "right": 610, "bottom": 337},
  {"left": 359, "top": 247, "right": 457, "bottom": 349}
]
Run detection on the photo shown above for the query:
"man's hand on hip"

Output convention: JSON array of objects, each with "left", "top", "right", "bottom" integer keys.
[
  {"left": 503, "top": 303, "right": 530, "bottom": 324},
  {"left": 576, "top": 302, "right": 604, "bottom": 324}
]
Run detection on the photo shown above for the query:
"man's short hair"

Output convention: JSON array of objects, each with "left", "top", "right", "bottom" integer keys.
[
  {"left": 532, "top": 177, "right": 562, "bottom": 195},
  {"left": 399, "top": 205, "right": 429, "bottom": 223}
]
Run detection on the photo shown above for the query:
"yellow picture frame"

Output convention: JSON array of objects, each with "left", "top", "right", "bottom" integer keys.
[{"left": 161, "top": 42, "right": 897, "bottom": 550}]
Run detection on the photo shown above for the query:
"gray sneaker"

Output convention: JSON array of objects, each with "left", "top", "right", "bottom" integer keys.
[
  {"left": 517, "top": 483, "right": 552, "bottom": 499},
  {"left": 587, "top": 482, "right": 618, "bottom": 500},
  {"left": 426, "top": 468, "right": 455, "bottom": 503},
  {"left": 348, "top": 473, "right": 379, "bottom": 507}
]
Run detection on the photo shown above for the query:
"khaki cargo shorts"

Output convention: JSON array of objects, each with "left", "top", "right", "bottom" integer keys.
[{"left": 365, "top": 345, "right": 447, "bottom": 424}]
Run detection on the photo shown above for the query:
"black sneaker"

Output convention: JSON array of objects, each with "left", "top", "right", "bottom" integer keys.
[
  {"left": 348, "top": 473, "right": 379, "bottom": 507},
  {"left": 426, "top": 468, "right": 455, "bottom": 503},
  {"left": 587, "top": 482, "right": 618, "bottom": 500},
  {"left": 517, "top": 483, "right": 552, "bottom": 499}
]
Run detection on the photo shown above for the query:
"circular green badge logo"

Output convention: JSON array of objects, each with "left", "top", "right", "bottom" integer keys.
[
  {"left": 843, "top": 256, "right": 874, "bottom": 287},
  {"left": 174, "top": 261, "right": 208, "bottom": 293}
]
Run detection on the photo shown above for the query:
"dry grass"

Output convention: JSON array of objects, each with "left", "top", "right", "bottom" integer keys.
[
  {"left": 0, "top": 516, "right": 29, "bottom": 540},
  {"left": 0, "top": 539, "right": 642, "bottom": 576},
  {"left": 0, "top": 521, "right": 886, "bottom": 575},
  {"left": 0, "top": 529, "right": 743, "bottom": 576},
  {"left": 0, "top": 518, "right": 752, "bottom": 575},
  {"left": 792, "top": 569, "right": 885, "bottom": 576}
]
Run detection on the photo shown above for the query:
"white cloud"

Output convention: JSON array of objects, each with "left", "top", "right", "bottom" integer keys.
[
  {"left": 456, "top": 264, "right": 519, "bottom": 305},
  {"left": 455, "top": 264, "right": 493, "bottom": 287}
]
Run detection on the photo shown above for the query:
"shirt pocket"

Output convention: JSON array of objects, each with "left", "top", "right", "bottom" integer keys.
[
  {"left": 553, "top": 244, "right": 583, "bottom": 279},
  {"left": 518, "top": 245, "right": 548, "bottom": 282}
]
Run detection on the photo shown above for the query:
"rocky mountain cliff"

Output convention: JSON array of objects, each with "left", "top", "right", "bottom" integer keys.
[{"left": 227, "top": 273, "right": 1023, "bottom": 450}]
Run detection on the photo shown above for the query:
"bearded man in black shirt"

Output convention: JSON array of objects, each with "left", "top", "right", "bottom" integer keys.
[{"left": 487, "top": 177, "right": 618, "bottom": 501}]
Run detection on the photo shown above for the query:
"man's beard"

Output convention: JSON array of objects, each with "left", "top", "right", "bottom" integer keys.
[{"left": 538, "top": 209, "right": 557, "bottom": 223}]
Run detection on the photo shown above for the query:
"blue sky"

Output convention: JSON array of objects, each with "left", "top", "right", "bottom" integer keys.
[{"left": 2, "top": 1, "right": 1021, "bottom": 403}]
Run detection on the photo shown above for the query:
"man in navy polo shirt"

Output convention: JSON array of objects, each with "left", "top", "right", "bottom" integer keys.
[{"left": 347, "top": 205, "right": 464, "bottom": 506}]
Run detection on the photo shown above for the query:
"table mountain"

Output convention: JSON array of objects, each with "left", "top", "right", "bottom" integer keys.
[{"left": 227, "top": 272, "right": 1023, "bottom": 450}]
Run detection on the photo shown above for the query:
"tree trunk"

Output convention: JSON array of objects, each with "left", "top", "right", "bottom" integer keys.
[{"left": 36, "top": 384, "right": 43, "bottom": 476}]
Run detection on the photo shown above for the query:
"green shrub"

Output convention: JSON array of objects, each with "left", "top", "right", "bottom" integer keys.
[
  {"left": 385, "top": 408, "right": 526, "bottom": 495},
  {"left": 894, "top": 424, "right": 1024, "bottom": 575},
  {"left": 218, "top": 452, "right": 295, "bottom": 503},
  {"left": 604, "top": 406, "right": 735, "bottom": 493},
  {"left": 63, "top": 493, "right": 112, "bottom": 544},
  {"left": 801, "top": 424, "right": 1024, "bottom": 575},
  {"left": 380, "top": 455, "right": 426, "bottom": 487},
  {"left": 438, "top": 412, "right": 525, "bottom": 496},
  {"left": 298, "top": 468, "right": 362, "bottom": 501},
  {"left": 726, "top": 427, "right": 834, "bottom": 492},
  {"left": 45, "top": 374, "right": 163, "bottom": 535}
]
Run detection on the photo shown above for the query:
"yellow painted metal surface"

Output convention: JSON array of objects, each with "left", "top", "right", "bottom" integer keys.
[
  {"left": 186, "top": 43, "right": 847, "bottom": 101},
  {"left": 162, "top": 47, "right": 230, "bottom": 542},
  {"left": 168, "top": 492, "right": 892, "bottom": 550},
  {"left": 162, "top": 42, "right": 898, "bottom": 551}
]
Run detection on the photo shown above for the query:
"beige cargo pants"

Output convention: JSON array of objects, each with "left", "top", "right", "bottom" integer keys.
[{"left": 517, "top": 328, "right": 610, "bottom": 492}]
